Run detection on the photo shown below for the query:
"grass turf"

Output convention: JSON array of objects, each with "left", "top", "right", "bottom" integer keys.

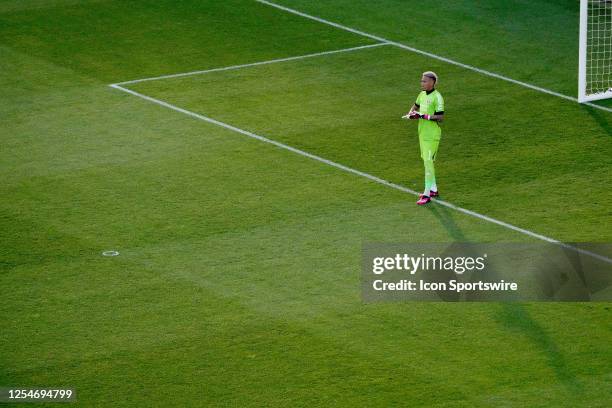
[{"left": 1, "top": 1, "right": 611, "bottom": 407}]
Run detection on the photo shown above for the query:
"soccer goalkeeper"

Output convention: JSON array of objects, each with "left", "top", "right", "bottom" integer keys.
[{"left": 403, "top": 71, "right": 445, "bottom": 205}]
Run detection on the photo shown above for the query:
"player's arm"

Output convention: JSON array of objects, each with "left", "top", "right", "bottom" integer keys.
[
  {"left": 425, "top": 93, "right": 445, "bottom": 122},
  {"left": 402, "top": 103, "right": 420, "bottom": 119},
  {"left": 426, "top": 111, "right": 444, "bottom": 122},
  {"left": 414, "top": 111, "right": 444, "bottom": 122}
]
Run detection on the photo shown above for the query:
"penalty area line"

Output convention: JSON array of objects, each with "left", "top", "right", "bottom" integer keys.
[
  {"left": 109, "top": 83, "right": 612, "bottom": 265},
  {"left": 111, "top": 43, "right": 389, "bottom": 86}
]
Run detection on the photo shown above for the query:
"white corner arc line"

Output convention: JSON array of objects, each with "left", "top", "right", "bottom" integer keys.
[
  {"left": 112, "top": 43, "right": 389, "bottom": 86},
  {"left": 255, "top": 0, "right": 612, "bottom": 114},
  {"left": 109, "top": 83, "right": 612, "bottom": 265}
]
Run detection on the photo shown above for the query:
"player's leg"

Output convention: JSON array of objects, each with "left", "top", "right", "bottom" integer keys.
[
  {"left": 417, "top": 137, "right": 440, "bottom": 205},
  {"left": 424, "top": 158, "right": 436, "bottom": 194},
  {"left": 428, "top": 145, "right": 439, "bottom": 196}
]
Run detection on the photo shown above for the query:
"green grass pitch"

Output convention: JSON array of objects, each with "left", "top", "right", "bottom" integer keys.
[{"left": 1, "top": 0, "right": 611, "bottom": 406}]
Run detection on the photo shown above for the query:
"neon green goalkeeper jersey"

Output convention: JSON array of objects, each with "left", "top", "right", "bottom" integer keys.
[{"left": 415, "top": 89, "right": 444, "bottom": 139}]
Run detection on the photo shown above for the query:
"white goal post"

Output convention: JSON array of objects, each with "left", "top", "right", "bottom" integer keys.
[{"left": 578, "top": 0, "right": 612, "bottom": 102}]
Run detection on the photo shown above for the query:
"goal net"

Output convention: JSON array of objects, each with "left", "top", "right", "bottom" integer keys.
[{"left": 579, "top": 0, "right": 612, "bottom": 102}]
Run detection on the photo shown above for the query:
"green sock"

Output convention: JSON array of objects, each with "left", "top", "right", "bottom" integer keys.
[{"left": 423, "top": 159, "right": 436, "bottom": 195}]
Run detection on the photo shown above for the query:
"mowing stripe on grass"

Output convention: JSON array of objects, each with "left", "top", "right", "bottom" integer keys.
[
  {"left": 109, "top": 83, "right": 612, "bottom": 265},
  {"left": 255, "top": 0, "right": 612, "bottom": 114},
  {"left": 112, "top": 43, "right": 390, "bottom": 86}
]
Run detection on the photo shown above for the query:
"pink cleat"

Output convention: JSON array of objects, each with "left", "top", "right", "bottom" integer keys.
[
  {"left": 417, "top": 195, "right": 431, "bottom": 205},
  {"left": 429, "top": 190, "right": 439, "bottom": 198}
]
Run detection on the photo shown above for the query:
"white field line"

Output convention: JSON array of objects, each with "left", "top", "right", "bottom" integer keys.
[
  {"left": 255, "top": 0, "right": 612, "bottom": 114},
  {"left": 109, "top": 83, "right": 612, "bottom": 265},
  {"left": 112, "top": 43, "right": 389, "bottom": 86}
]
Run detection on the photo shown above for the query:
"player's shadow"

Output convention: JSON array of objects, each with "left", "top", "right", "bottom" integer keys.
[
  {"left": 428, "top": 203, "right": 582, "bottom": 391},
  {"left": 425, "top": 201, "right": 496, "bottom": 301},
  {"left": 494, "top": 303, "right": 583, "bottom": 393},
  {"left": 420, "top": 203, "right": 466, "bottom": 301},
  {"left": 428, "top": 202, "right": 467, "bottom": 242}
]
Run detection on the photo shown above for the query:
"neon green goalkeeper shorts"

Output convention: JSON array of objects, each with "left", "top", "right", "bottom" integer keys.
[{"left": 419, "top": 134, "right": 441, "bottom": 161}]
